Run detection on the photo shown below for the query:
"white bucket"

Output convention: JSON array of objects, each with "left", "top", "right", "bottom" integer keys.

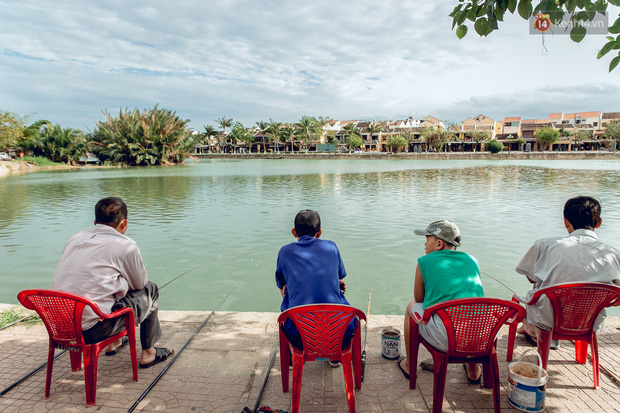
[
  {"left": 381, "top": 327, "right": 400, "bottom": 359},
  {"left": 507, "top": 349, "right": 548, "bottom": 412}
]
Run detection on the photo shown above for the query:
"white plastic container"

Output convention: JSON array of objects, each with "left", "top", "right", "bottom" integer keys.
[{"left": 507, "top": 349, "right": 548, "bottom": 412}]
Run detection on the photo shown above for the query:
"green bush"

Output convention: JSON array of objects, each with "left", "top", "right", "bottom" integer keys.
[
  {"left": 20, "top": 156, "right": 64, "bottom": 166},
  {"left": 485, "top": 140, "right": 504, "bottom": 153}
]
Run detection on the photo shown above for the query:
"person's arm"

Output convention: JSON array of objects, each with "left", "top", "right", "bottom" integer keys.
[
  {"left": 515, "top": 243, "right": 538, "bottom": 285},
  {"left": 122, "top": 244, "right": 148, "bottom": 291},
  {"left": 413, "top": 264, "right": 424, "bottom": 303},
  {"left": 280, "top": 285, "right": 286, "bottom": 298}
]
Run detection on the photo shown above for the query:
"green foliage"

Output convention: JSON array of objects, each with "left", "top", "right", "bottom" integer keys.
[
  {"left": 451, "top": 0, "right": 620, "bottom": 71},
  {"left": 0, "top": 111, "right": 26, "bottom": 148},
  {"left": 342, "top": 122, "right": 362, "bottom": 150},
  {"left": 229, "top": 122, "right": 253, "bottom": 146},
  {"left": 604, "top": 120, "right": 620, "bottom": 140},
  {"left": 387, "top": 135, "right": 407, "bottom": 152},
  {"left": 21, "top": 124, "right": 87, "bottom": 164},
  {"left": 296, "top": 116, "right": 320, "bottom": 151},
  {"left": 485, "top": 139, "right": 504, "bottom": 153},
  {"left": 534, "top": 127, "right": 560, "bottom": 150},
  {"left": 91, "top": 106, "right": 197, "bottom": 166},
  {"left": 572, "top": 129, "right": 591, "bottom": 142},
  {"left": 280, "top": 124, "right": 297, "bottom": 152},
  {"left": 0, "top": 307, "right": 41, "bottom": 328},
  {"left": 422, "top": 127, "right": 451, "bottom": 152}
]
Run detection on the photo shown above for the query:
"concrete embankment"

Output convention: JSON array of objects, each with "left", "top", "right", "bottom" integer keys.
[
  {"left": 1, "top": 307, "right": 619, "bottom": 412},
  {"left": 194, "top": 151, "right": 620, "bottom": 161}
]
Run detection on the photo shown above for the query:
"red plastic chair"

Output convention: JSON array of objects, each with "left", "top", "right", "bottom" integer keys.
[
  {"left": 278, "top": 304, "right": 366, "bottom": 413},
  {"left": 17, "top": 289, "right": 138, "bottom": 406},
  {"left": 506, "top": 282, "right": 620, "bottom": 389},
  {"left": 409, "top": 298, "right": 525, "bottom": 413}
]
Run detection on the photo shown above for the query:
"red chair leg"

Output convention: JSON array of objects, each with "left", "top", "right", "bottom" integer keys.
[
  {"left": 69, "top": 350, "right": 82, "bottom": 372},
  {"left": 575, "top": 340, "right": 588, "bottom": 364},
  {"left": 83, "top": 346, "right": 97, "bottom": 406},
  {"left": 290, "top": 352, "right": 304, "bottom": 413},
  {"left": 537, "top": 330, "right": 551, "bottom": 370},
  {"left": 279, "top": 330, "right": 290, "bottom": 393},
  {"left": 342, "top": 351, "right": 356, "bottom": 413},
  {"left": 432, "top": 355, "right": 448, "bottom": 413},
  {"left": 409, "top": 317, "right": 420, "bottom": 390},
  {"left": 482, "top": 361, "right": 492, "bottom": 389},
  {"left": 490, "top": 352, "right": 500, "bottom": 413},
  {"left": 506, "top": 318, "right": 518, "bottom": 362},
  {"left": 590, "top": 334, "right": 599, "bottom": 389},
  {"left": 45, "top": 345, "right": 55, "bottom": 398}
]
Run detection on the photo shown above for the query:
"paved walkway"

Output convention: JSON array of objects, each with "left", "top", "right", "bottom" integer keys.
[{"left": 0, "top": 310, "right": 619, "bottom": 412}]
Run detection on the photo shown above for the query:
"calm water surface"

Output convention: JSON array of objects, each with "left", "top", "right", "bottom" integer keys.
[{"left": 2, "top": 159, "right": 620, "bottom": 316}]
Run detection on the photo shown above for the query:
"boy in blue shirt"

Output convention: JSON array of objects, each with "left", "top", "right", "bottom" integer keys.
[{"left": 275, "top": 210, "right": 354, "bottom": 360}]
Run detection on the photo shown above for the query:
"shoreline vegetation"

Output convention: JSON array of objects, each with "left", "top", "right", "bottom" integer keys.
[{"left": 2, "top": 151, "right": 619, "bottom": 178}]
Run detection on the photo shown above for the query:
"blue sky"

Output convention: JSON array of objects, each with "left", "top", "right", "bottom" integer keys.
[{"left": 1, "top": 0, "right": 619, "bottom": 131}]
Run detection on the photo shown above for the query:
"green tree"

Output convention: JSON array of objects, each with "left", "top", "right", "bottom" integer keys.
[
  {"left": 229, "top": 122, "right": 253, "bottom": 151},
  {"left": 0, "top": 111, "right": 25, "bottom": 148},
  {"left": 91, "top": 106, "right": 197, "bottom": 166},
  {"left": 203, "top": 125, "right": 217, "bottom": 151},
  {"left": 254, "top": 120, "right": 269, "bottom": 153},
  {"left": 342, "top": 122, "right": 362, "bottom": 151},
  {"left": 534, "top": 127, "right": 560, "bottom": 151},
  {"left": 485, "top": 139, "right": 504, "bottom": 153},
  {"left": 280, "top": 124, "right": 297, "bottom": 152},
  {"left": 267, "top": 119, "right": 282, "bottom": 153},
  {"left": 215, "top": 116, "right": 233, "bottom": 153},
  {"left": 450, "top": 0, "right": 620, "bottom": 72},
  {"left": 366, "top": 121, "right": 384, "bottom": 151},
  {"left": 421, "top": 128, "right": 450, "bottom": 152},
  {"left": 387, "top": 135, "right": 407, "bottom": 152},
  {"left": 572, "top": 129, "right": 590, "bottom": 150},
  {"left": 297, "top": 116, "right": 319, "bottom": 152},
  {"left": 604, "top": 119, "right": 620, "bottom": 140}
]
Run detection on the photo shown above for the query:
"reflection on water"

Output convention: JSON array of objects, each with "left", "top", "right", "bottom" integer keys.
[{"left": 2, "top": 159, "right": 620, "bottom": 316}]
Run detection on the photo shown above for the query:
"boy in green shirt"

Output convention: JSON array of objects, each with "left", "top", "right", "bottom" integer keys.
[{"left": 398, "top": 220, "right": 484, "bottom": 384}]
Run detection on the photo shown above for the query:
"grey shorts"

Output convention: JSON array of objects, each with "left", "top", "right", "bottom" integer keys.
[{"left": 412, "top": 302, "right": 449, "bottom": 353}]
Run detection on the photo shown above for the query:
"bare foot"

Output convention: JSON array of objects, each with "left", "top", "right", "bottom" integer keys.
[{"left": 466, "top": 363, "right": 481, "bottom": 382}]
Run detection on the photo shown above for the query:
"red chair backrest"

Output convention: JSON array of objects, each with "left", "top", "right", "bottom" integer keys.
[
  {"left": 278, "top": 304, "right": 366, "bottom": 361},
  {"left": 529, "top": 282, "right": 620, "bottom": 335},
  {"left": 424, "top": 298, "right": 525, "bottom": 358},
  {"left": 17, "top": 289, "right": 103, "bottom": 347}
]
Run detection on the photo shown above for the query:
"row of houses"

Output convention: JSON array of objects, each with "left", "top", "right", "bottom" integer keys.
[{"left": 195, "top": 111, "right": 620, "bottom": 154}]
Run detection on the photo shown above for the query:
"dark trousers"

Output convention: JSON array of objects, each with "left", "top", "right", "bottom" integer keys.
[{"left": 83, "top": 281, "right": 162, "bottom": 349}]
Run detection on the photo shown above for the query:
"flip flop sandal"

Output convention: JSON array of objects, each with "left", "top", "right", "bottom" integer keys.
[
  {"left": 139, "top": 347, "right": 174, "bottom": 368},
  {"left": 105, "top": 336, "right": 129, "bottom": 356},
  {"left": 397, "top": 355, "right": 410, "bottom": 380}
]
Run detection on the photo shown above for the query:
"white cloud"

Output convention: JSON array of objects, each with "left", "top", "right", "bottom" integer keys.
[{"left": 0, "top": 0, "right": 618, "bottom": 130}]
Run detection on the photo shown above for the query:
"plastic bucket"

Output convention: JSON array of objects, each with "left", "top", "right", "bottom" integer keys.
[
  {"left": 381, "top": 327, "right": 400, "bottom": 359},
  {"left": 507, "top": 349, "right": 548, "bottom": 412}
]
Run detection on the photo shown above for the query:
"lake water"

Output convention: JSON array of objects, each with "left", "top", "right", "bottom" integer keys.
[{"left": 2, "top": 159, "right": 620, "bottom": 316}]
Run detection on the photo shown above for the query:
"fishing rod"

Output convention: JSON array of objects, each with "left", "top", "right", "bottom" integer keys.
[
  {"left": 159, "top": 265, "right": 199, "bottom": 289},
  {"left": 361, "top": 290, "right": 371, "bottom": 382},
  {"left": 0, "top": 314, "right": 38, "bottom": 332},
  {"left": 480, "top": 271, "right": 518, "bottom": 295},
  {"left": 128, "top": 283, "right": 239, "bottom": 413},
  {"left": 251, "top": 342, "right": 279, "bottom": 413},
  {"left": 0, "top": 265, "right": 198, "bottom": 399},
  {"left": 0, "top": 350, "right": 67, "bottom": 396}
]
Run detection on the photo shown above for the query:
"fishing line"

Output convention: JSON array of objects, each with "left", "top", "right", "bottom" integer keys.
[
  {"left": 480, "top": 271, "right": 518, "bottom": 295},
  {"left": 0, "top": 265, "right": 201, "bottom": 398},
  {"left": 128, "top": 283, "right": 239, "bottom": 413},
  {"left": 361, "top": 290, "right": 371, "bottom": 382},
  {"left": 251, "top": 342, "right": 279, "bottom": 413}
]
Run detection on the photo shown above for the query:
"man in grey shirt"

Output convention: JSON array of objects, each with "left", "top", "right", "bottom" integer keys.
[
  {"left": 515, "top": 196, "right": 620, "bottom": 340},
  {"left": 53, "top": 197, "right": 173, "bottom": 368}
]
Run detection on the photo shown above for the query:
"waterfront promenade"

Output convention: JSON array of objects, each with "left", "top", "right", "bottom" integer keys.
[{"left": 1, "top": 307, "right": 619, "bottom": 412}]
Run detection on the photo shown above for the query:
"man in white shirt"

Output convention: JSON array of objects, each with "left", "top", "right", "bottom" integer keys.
[
  {"left": 53, "top": 197, "right": 173, "bottom": 368},
  {"left": 515, "top": 196, "right": 620, "bottom": 341}
]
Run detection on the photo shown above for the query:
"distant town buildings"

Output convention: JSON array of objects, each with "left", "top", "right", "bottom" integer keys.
[{"left": 195, "top": 111, "right": 620, "bottom": 154}]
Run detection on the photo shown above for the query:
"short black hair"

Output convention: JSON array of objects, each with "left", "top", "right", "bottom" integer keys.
[
  {"left": 95, "top": 197, "right": 128, "bottom": 227},
  {"left": 294, "top": 209, "right": 321, "bottom": 237},
  {"left": 563, "top": 196, "right": 601, "bottom": 231}
]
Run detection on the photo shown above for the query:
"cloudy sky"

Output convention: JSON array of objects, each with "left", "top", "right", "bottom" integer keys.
[{"left": 1, "top": 0, "right": 619, "bottom": 131}]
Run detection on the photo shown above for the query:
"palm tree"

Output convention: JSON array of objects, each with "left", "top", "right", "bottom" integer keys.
[
  {"left": 215, "top": 116, "right": 233, "bottom": 153},
  {"left": 297, "top": 116, "right": 318, "bottom": 152},
  {"left": 280, "top": 124, "right": 296, "bottom": 153},
  {"left": 342, "top": 123, "right": 362, "bottom": 152},
  {"left": 229, "top": 122, "right": 253, "bottom": 152},
  {"left": 255, "top": 120, "right": 269, "bottom": 153},
  {"left": 267, "top": 119, "right": 282, "bottom": 153},
  {"left": 203, "top": 125, "right": 217, "bottom": 152},
  {"left": 366, "top": 122, "right": 383, "bottom": 151}
]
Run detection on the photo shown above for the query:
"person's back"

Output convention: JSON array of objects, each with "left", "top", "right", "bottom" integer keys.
[{"left": 516, "top": 196, "right": 620, "bottom": 336}]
